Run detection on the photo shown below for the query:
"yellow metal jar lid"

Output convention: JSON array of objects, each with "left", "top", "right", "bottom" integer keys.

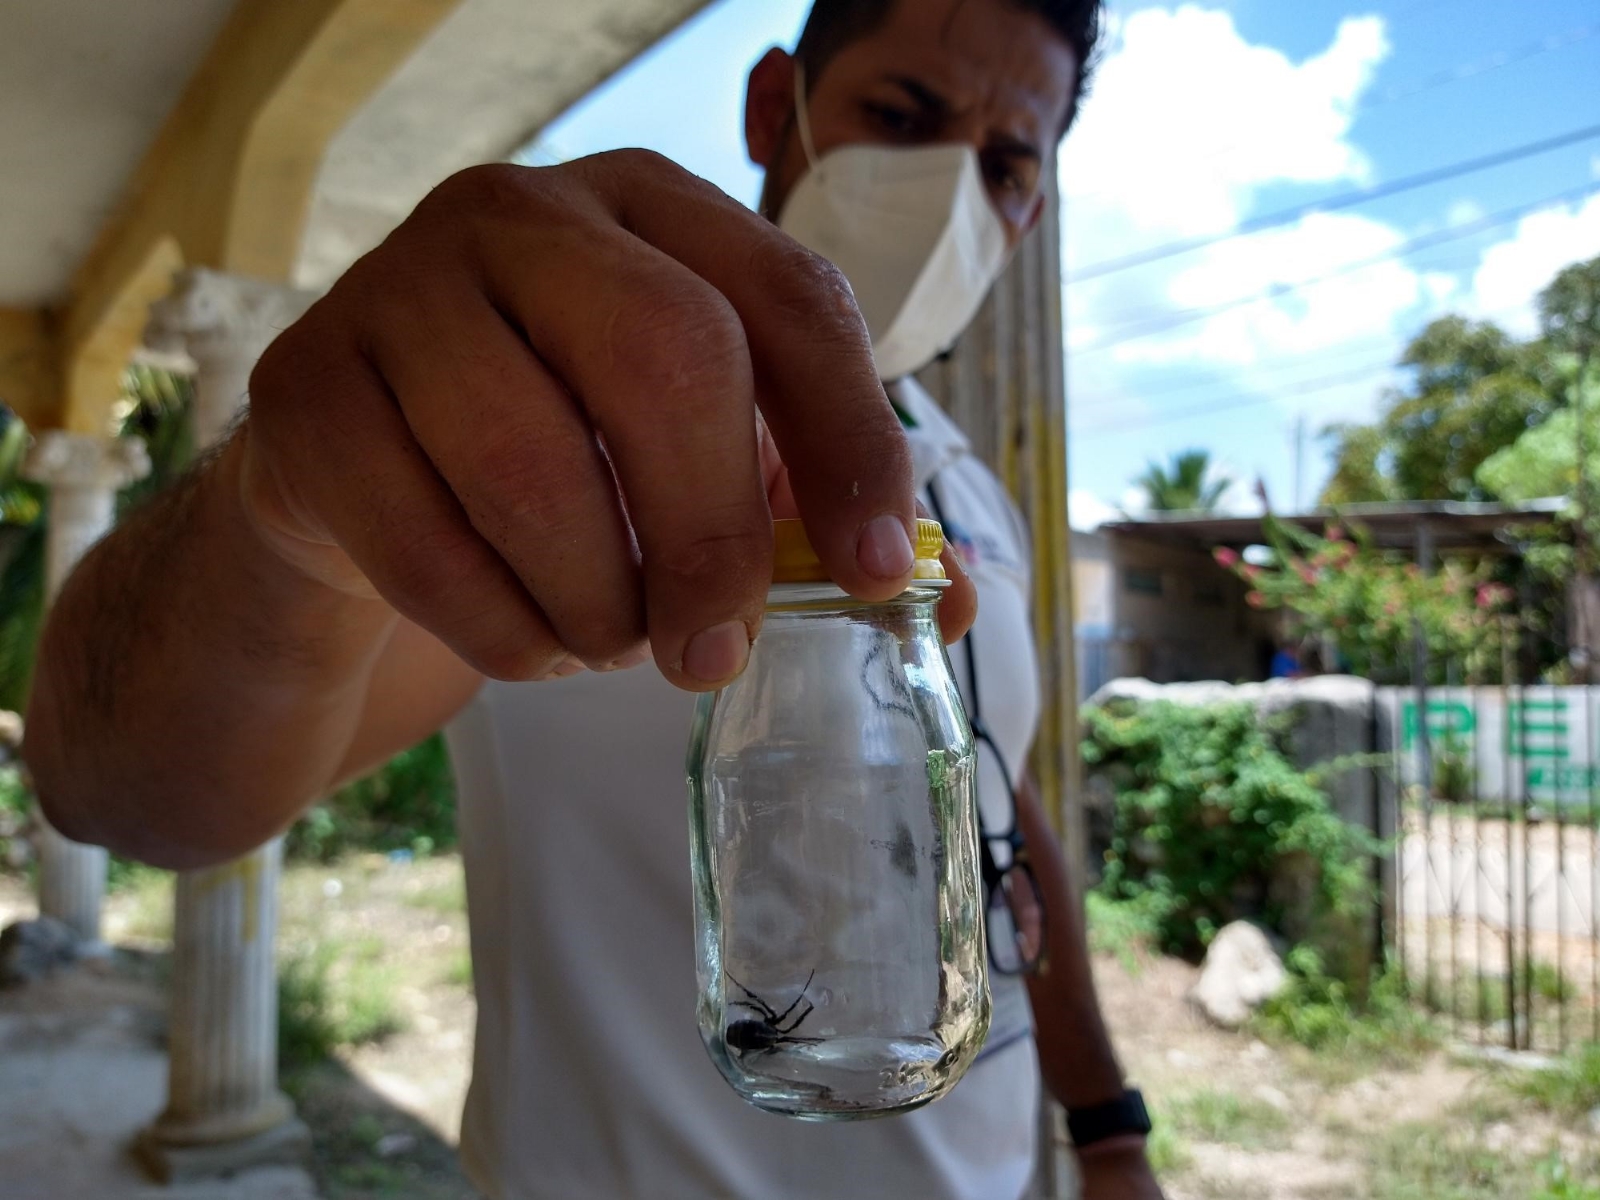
[{"left": 771, "top": 518, "right": 947, "bottom": 584}]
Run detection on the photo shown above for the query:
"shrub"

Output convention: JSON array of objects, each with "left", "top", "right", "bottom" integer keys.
[
  {"left": 1083, "top": 700, "right": 1376, "bottom": 957},
  {"left": 286, "top": 735, "right": 457, "bottom": 863},
  {"left": 1254, "top": 947, "right": 1438, "bottom": 1067},
  {"left": 278, "top": 937, "right": 406, "bottom": 1071}
]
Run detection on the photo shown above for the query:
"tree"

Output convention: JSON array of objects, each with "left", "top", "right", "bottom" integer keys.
[
  {"left": 1321, "top": 315, "right": 1552, "bottom": 505},
  {"left": 1321, "top": 254, "right": 1600, "bottom": 508},
  {"left": 1135, "top": 449, "right": 1232, "bottom": 512},
  {"left": 1541, "top": 256, "right": 1600, "bottom": 364}
]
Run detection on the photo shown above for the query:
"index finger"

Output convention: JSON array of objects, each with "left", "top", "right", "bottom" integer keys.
[{"left": 583, "top": 152, "right": 919, "bottom": 601}]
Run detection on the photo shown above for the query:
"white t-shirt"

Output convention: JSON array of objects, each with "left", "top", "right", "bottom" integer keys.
[{"left": 446, "top": 379, "right": 1043, "bottom": 1200}]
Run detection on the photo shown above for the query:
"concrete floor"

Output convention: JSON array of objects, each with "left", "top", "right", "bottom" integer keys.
[{"left": 0, "top": 888, "right": 318, "bottom": 1200}]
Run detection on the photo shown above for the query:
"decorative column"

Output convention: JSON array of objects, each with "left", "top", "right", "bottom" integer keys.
[
  {"left": 136, "top": 269, "right": 317, "bottom": 1183},
  {"left": 136, "top": 840, "right": 306, "bottom": 1180},
  {"left": 23, "top": 431, "right": 152, "bottom": 945},
  {"left": 144, "top": 266, "right": 318, "bottom": 447}
]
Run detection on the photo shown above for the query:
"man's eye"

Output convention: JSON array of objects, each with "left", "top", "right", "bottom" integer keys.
[
  {"left": 867, "top": 104, "right": 918, "bottom": 136},
  {"left": 988, "top": 163, "right": 1026, "bottom": 196}
]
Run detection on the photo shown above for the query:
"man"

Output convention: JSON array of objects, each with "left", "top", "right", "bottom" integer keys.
[{"left": 26, "top": 1, "right": 1163, "bottom": 1196}]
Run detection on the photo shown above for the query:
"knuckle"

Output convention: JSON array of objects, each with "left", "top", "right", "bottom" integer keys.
[
  {"left": 606, "top": 276, "right": 747, "bottom": 394},
  {"left": 760, "top": 242, "right": 864, "bottom": 334},
  {"left": 425, "top": 162, "right": 539, "bottom": 220}
]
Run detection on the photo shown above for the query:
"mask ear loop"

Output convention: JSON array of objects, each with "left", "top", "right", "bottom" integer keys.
[{"left": 792, "top": 61, "right": 822, "bottom": 173}]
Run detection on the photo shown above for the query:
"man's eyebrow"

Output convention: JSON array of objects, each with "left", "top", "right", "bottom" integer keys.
[
  {"left": 990, "top": 132, "right": 1042, "bottom": 163},
  {"left": 885, "top": 75, "right": 952, "bottom": 116}
]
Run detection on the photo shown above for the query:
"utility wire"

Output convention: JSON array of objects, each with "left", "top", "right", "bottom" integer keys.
[
  {"left": 1073, "top": 363, "right": 1398, "bottom": 438},
  {"left": 1068, "top": 121, "right": 1600, "bottom": 282},
  {"left": 1070, "top": 298, "right": 1542, "bottom": 430},
  {"left": 1073, "top": 181, "right": 1600, "bottom": 354}
]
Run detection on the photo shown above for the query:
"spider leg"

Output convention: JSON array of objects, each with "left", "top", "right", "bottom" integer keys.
[
  {"left": 725, "top": 974, "right": 778, "bottom": 1022},
  {"left": 775, "top": 998, "right": 814, "bottom": 1035},
  {"left": 771, "top": 969, "right": 817, "bottom": 1027}
]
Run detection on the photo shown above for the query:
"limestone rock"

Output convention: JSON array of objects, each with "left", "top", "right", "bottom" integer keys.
[
  {"left": 0, "top": 916, "right": 83, "bottom": 987},
  {"left": 1189, "top": 921, "right": 1287, "bottom": 1029}
]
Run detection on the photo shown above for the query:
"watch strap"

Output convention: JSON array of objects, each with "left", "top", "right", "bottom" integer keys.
[{"left": 1066, "top": 1088, "right": 1153, "bottom": 1147}]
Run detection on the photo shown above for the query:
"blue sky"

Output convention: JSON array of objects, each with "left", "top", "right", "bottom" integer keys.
[{"left": 534, "top": 0, "right": 1600, "bottom": 525}]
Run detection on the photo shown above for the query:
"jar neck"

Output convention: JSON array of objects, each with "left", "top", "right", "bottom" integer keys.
[{"left": 763, "top": 581, "right": 950, "bottom": 614}]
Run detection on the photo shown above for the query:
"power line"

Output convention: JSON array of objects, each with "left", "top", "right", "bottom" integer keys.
[
  {"left": 1072, "top": 181, "right": 1600, "bottom": 354},
  {"left": 1068, "top": 121, "right": 1600, "bottom": 283},
  {"left": 1073, "top": 362, "right": 1398, "bottom": 438},
  {"left": 1070, "top": 297, "right": 1543, "bottom": 431}
]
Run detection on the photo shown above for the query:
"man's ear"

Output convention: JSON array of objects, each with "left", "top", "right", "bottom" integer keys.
[{"left": 745, "top": 47, "right": 798, "bottom": 168}]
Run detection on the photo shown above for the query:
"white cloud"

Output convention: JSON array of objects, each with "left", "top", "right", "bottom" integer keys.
[
  {"left": 1112, "top": 212, "right": 1430, "bottom": 369},
  {"left": 1063, "top": 7, "right": 1389, "bottom": 251},
  {"left": 1069, "top": 488, "right": 1123, "bottom": 530},
  {"left": 1463, "top": 192, "right": 1600, "bottom": 337},
  {"left": 1061, "top": 6, "right": 1422, "bottom": 452}
]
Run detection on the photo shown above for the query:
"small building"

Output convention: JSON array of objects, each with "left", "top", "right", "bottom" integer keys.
[{"left": 1077, "top": 499, "right": 1565, "bottom": 692}]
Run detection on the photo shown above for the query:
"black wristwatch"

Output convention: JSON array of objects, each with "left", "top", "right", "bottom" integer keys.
[{"left": 1066, "top": 1088, "right": 1153, "bottom": 1148}]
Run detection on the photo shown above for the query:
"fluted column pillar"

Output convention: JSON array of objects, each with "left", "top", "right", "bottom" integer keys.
[
  {"left": 136, "top": 269, "right": 317, "bottom": 1182},
  {"left": 22, "top": 432, "right": 151, "bottom": 944},
  {"left": 138, "top": 839, "right": 303, "bottom": 1176}
]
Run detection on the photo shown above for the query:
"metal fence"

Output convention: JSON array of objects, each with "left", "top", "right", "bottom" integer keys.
[{"left": 1381, "top": 684, "right": 1600, "bottom": 1052}]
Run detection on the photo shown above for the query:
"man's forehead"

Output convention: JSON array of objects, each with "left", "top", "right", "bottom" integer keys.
[{"left": 839, "top": 0, "right": 1079, "bottom": 139}]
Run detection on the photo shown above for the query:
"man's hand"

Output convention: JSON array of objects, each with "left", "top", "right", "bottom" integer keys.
[{"left": 243, "top": 150, "right": 971, "bottom": 692}]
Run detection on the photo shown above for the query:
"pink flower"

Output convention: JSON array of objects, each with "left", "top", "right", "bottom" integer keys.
[
  {"left": 1297, "top": 565, "right": 1318, "bottom": 585},
  {"left": 1243, "top": 564, "right": 1263, "bottom": 580},
  {"left": 1326, "top": 524, "right": 1346, "bottom": 543},
  {"left": 1246, "top": 591, "right": 1267, "bottom": 609},
  {"left": 1213, "top": 547, "right": 1241, "bottom": 568}
]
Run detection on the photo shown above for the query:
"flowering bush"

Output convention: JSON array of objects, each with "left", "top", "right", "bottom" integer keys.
[{"left": 1214, "top": 518, "right": 1514, "bottom": 683}]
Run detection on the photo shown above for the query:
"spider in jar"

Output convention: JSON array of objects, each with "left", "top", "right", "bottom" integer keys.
[{"left": 725, "top": 970, "right": 823, "bottom": 1054}]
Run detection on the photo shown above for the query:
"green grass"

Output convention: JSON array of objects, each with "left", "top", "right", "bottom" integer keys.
[
  {"left": 1362, "top": 1123, "right": 1597, "bottom": 1200},
  {"left": 106, "top": 862, "right": 173, "bottom": 942},
  {"left": 1509, "top": 1042, "right": 1600, "bottom": 1120},
  {"left": 1530, "top": 961, "right": 1578, "bottom": 1004},
  {"left": 278, "top": 937, "right": 407, "bottom": 1071},
  {"left": 440, "top": 949, "right": 473, "bottom": 990},
  {"left": 1144, "top": 1119, "right": 1190, "bottom": 1177},
  {"left": 1253, "top": 964, "right": 1440, "bottom": 1077},
  {"left": 1085, "top": 890, "right": 1162, "bottom": 973},
  {"left": 401, "top": 875, "right": 467, "bottom": 915},
  {"left": 1166, "top": 1089, "right": 1291, "bottom": 1150}
]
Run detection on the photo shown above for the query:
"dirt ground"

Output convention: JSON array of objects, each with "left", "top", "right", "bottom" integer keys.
[
  {"left": 1096, "top": 946, "right": 1599, "bottom": 1199},
  {"left": 8, "top": 858, "right": 1600, "bottom": 1198}
]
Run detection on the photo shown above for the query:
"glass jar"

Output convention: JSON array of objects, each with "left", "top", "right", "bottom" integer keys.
[{"left": 687, "top": 518, "right": 989, "bottom": 1120}]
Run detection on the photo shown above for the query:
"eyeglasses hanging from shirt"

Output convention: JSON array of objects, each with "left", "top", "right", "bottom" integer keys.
[{"left": 924, "top": 482, "right": 1047, "bottom": 977}]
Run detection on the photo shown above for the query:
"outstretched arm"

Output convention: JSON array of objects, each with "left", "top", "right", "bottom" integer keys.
[{"left": 1019, "top": 777, "right": 1164, "bottom": 1199}]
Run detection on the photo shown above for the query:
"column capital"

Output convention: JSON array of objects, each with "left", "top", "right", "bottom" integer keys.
[
  {"left": 143, "top": 268, "right": 318, "bottom": 363},
  {"left": 22, "top": 431, "right": 151, "bottom": 492}
]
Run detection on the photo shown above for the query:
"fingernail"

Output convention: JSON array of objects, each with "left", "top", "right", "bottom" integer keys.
[
  {"left": 857, "top": 514, "right": 914, "bottom": 581},
  {"left": 683, "top": 621, "right": 750, "bottom": 684},
  {"left": 552, "top": 658, "right": 587, "bottom": 679}
]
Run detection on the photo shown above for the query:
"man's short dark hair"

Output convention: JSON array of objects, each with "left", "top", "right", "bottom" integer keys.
[{"left": 795, "top": 0, "right": 1103, "bottom": 134}]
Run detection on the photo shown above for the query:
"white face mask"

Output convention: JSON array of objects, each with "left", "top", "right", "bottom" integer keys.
[{"left": 776, "top": 69, "right": 1011, "bottom": 381}]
